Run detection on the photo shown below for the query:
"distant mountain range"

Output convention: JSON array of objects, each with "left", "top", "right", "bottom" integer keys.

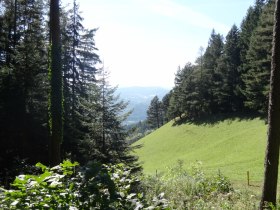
[{"left": 116, "top": 86, "right": 170, "bottom": 124}]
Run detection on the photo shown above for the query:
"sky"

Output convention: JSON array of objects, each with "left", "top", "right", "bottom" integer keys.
[{"left": 62, "top": 0, "right": 256, "bottom": 88}]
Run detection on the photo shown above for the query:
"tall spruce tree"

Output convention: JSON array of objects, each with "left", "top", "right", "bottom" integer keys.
[
  {"left": 215, "top": 25, "right": 242, "bottom": 112},
  {"left": 147, "top": 96, "right": 162, "bottom": 129},
  {"left": 238, "top": 1, "right": 266, "bottom": 114},
  {"left": 79, "top": 68, "right": 135, "bottom": 165},
  {"left": 179, "top": 63, "right": 201, "bottom": 118},
  {"left": 167, "top": 65, "right": 196, "bottom": 120},
  {"left": 61, "top": 0, "right": 86, "bottom": 159},
  {"left": 202, "top": 30, "right": 224, "bottom": 114},
  {"left": 242, "top": 0, "right": 274, "bottom": 114},
  {"left": 60, "top": 1, "right": 100, "bottom": 160},
  {"left": 239, "top": 0, "right": 266, "bottom": 67},
  {"left": 161, "top": 91, "right": 171, "bottom": 123},
  {"left": 167, "top": 88, "right": 183, "bottom": 120}
]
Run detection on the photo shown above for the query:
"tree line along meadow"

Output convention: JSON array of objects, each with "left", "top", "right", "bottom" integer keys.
[
  {"left": 146, "top": 0, "right": 274, "bottom": 129},
  {"left": 1, "top": 0, "right": 280, "bottom": 209}
]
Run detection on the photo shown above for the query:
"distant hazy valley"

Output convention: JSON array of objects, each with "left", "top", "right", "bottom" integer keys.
[{"left": 117, "top": 86, "right": 170, "bottom": 124}]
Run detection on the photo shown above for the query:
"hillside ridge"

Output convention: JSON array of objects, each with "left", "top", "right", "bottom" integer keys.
[{"left": 133, "top": 116, "right": 267, "bottom": 182}]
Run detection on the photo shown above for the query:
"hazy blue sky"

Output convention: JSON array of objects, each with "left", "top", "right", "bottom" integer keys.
[{"left": 62, "top": 0, "right": 256, "bottom": 88}]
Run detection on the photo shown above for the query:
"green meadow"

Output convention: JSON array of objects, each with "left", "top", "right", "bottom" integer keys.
[{"left": 133, "top": 117, "right": 267, "bottom": 184}]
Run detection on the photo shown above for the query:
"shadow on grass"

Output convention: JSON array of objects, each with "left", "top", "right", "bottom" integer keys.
[
  {"left": 172, "top": 112, "right": 266, "bottom": 126},
  {"left": 249, "top": 184, "right": 261, "bottom": 188}
]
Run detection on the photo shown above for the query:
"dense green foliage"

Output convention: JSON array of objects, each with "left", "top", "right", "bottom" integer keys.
[
  {"left": 242, "top": 0, "right": 274, "bottom": 114},
  {"left": 0, "top": 160, "right": 265, "bottom": 210},
  {"left": 0, "top": 0, "right": 50, "bottom": 183},
  {"left": 0, "top": 160, "right": 169, "bottom": 209},
  {"left": 0, "top": 0, "right": 136, "bottom": 186},
  {"left": 165, "top": 0, "right": 274, "bottom": 121}
]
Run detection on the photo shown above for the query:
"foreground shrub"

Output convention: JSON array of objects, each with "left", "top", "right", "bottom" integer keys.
[
  {"left": 0, "top": 160, "right": 170, "bottom": 209},
  {"left": 0, "top": 160, "right": 261, "bottom": 209},
  {"left": 0, "top": 161, "right": 81, "bottom": 209}
]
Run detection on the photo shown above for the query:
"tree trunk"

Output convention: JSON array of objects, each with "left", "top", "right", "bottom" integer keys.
[
  {"left": 49, "top": 0, "right": 63, "bottom": 166},
  {"left": 13, "top": 0, "right": 17, "bottom": 48},
  {"left": 71, "top": 0, "right": 77, "bottom": 120},
  {"left": 260, "top": 0, "right": 280, "bottom": 208}
]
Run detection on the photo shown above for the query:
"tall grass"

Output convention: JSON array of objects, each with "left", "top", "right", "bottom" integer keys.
[{"left": 139, "top": 161, "right": 259, "bottom": 209}]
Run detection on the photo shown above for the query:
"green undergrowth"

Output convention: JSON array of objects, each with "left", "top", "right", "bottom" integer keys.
[
  {"left": 140, "top": 161, "right": 260, "bottom": 209},
  {"left": 2, "top": 160, "right": 280, "bottom": 209},
  {"left": 133, "top": 117, "right": 267, "bottom": 183},
  {"left": 0, "top": 160, "right": 169, "bottom": 210},
  {"left": 0, "top": 160, "right": 265, "bottom": 210}
]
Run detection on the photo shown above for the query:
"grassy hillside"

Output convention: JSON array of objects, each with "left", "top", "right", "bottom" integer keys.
[{"left": 133, "top": 117, "right": 267, "bottom": 183}]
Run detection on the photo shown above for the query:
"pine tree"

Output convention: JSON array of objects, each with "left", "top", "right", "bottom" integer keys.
[
  {"left": 147, "top": 96, "right": 162, "bottom": 129},
  {"left": 79, "top": 69, "right": 135, "bottom": 165},
  {"left": 239, "top": 0, "right": 266, "bottom": 67},
  {"left": 178, "top": 63, "right": 201, "bottom": 118},
  {"left": 167, "top": 88, "right": 183, "bottom": 120},
  {"left": 60, "top": 0, "right": 87, "bottom": 159},
  {"left": 161, "top": 91, "right": 171, "bottom": 123},
  {"left": 202, "top": 30, "right": 224, "bottom": 114},
  {"left": 60, "top": 1, "right": 100, "bottom": 160},
  {"left": 215, "top": 25, "right": 242, "bottom": 112},
  {"left": 242, "top": 0, "right": 274, "bottom": 114}
]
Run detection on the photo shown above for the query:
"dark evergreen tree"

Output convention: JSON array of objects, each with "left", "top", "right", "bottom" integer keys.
[
  {"left": 237, "top": 1, "right": 266, "bottom": 114},
  {"left": 161, "top": 91, "right": 171, "bottom": 123},
  {"left": 79, "top": 68, "right": 136, "bottom": 165},
  {"left": 179, "top": 63, "right": 201, "bottom": 118},
  {"left": 215, "top": 25, "right": 242, "bottom": 112},
  {"left": 239, "top": 0, "right": 266, "bottom": 67},
  {"left": 168, "top": 63, "right": 203, "bottom": 120},
  {"left": 242, "top": 0, "right": 274, "bottom": 114},
  {"left": 60, "top": 0, "right": 86, "bottom": 159},
  {"left": 167, "top": 88, "right": 183, "bottom": 120},
  {"left": 147, "top": 95, "right": 162, "bottom": 129},
  {"left": 60, "top": 1, "right": 100, "bottom": 161},
  {"left": 202, "top": 30, "right": 224, "bottom": 114},
  {"left": 167, "top": 66, "right": 187, "bottom": 120}
]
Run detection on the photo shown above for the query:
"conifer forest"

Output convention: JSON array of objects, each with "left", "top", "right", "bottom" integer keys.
[{"left": 1, "top": 0, "right": 280, "bottom": 209}]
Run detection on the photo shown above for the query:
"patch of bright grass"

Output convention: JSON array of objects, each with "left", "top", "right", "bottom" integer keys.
[{"left": 133, "top": 117, "right": 267, "bottom": 183}]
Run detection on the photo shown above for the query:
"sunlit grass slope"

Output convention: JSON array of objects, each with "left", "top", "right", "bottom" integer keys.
[{"left": 133, "top": 117, "right": 267, "bottom": 182}]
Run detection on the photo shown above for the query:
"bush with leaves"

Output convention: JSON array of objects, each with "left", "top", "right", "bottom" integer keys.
[
  {"left": 0, "top": 160, "right": 81, "bottom": 209},
  {"left": 0, "top": 160, "right": 170, "bottom": 210}
]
